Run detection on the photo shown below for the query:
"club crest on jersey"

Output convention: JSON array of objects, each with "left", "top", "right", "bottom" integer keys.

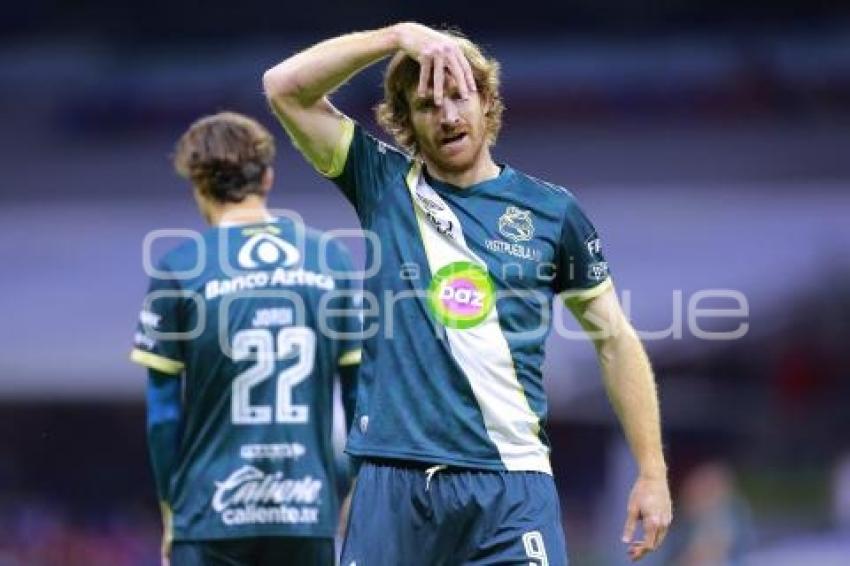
[
  {"left": 498, "top": 206, "right": 534, "bottom": 243},
  {"left": 237, "top": 233, "right": 300, "bottom": 269},
  {"left": 486, "top": 206, "right": 542, "bottom": 261}
]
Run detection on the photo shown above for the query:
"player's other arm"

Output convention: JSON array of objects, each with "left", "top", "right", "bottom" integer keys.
[
  {"left": 334, "top": 267, "right": 362, "bottom": 537},
  {"left": 567, "top": 286, "right": 672, "bottom": 562},
  {"left": 336, "top": 361, "right": 359, "bottom": 539},
  {"left": 262, "top": 23, "right": 476, "bottom": 174},
  {"left": 145, "top": 368, "right": 183, "bottom": 563},
  {"left": 338, "top": 362, "right": 359, "bottom": 434}
]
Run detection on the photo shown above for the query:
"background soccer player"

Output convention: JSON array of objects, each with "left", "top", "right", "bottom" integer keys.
[
  {"left": 264, "top": 23, "right": 671, "bottom": 564},
  {"left": 130, "top": 111, "right": 360, "bottom": 566}
]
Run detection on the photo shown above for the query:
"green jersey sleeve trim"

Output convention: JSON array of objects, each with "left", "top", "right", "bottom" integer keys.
[
  {"left": 159, "top": 501, "right": 174, "bottom": 555},
  {"left": 560, "top": 277, "right": 613, "bottom": 308},
  {"left": 338, "top": 348, "right": 362, "bottom": 367},
  {"left": 311, "top": 117, "right": 355, "bottom": 178},
  {"left": 130, "top": 348, "right": 184, "bottom": 375}
]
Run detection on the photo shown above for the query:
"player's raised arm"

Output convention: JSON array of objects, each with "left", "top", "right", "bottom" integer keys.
[
  {"left": 262, "top": 23, "right": 476, "bottom": 175},
  {"left": 566, "top": 285, "right": 672, "bottom": 562}
]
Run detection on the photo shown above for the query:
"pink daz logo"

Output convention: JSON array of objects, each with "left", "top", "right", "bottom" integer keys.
[{"left": 427, "top": 262, "right": 495, "bottom": 329}]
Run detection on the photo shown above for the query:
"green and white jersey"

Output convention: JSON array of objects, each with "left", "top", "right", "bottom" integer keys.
[
  {"left": 316, "top": 120, "right": 611, "bottom": 474},
  {"left": 131, "top": 219, "right": 360, "bottom": 540}
]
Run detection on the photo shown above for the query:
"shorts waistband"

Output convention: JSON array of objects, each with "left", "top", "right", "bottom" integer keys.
[{"left": 363, "top": 456, "right": 448, "bottom": 470}]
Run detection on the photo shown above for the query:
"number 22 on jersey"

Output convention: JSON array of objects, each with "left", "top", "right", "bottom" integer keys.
[{"left": 230, "top": 327, "right": 316, "bottom": 425}]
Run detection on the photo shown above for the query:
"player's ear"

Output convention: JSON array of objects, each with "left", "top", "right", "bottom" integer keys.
[{"left": 481, "top": 89, "right": 493, "bottom": 116}]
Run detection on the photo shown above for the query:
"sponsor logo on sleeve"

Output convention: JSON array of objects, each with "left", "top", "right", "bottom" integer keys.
[
  {"left": 585, "top": 236, "right": 602, "bottom": 256},
  {"left": 139, "top": 310, "right": 161, "bottom": 328},
  {"left": 133, "top": 331, "right": 156, "bottom": 350},
  {"left": 583, "top": 235, "right": 607, "bottom": 280},
  {"left": 588, "top": 261, "right": 609, "bottom": 281}
]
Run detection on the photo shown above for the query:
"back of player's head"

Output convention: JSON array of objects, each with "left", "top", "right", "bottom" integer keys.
[
  {"left": 375, "top": 29, "right": 504, "bottom": 154},
  {"left": 173, "top": 112, "right": 276, "bottom": 203}
]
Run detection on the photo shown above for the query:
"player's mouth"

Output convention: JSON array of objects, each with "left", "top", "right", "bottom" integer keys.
[{"left": 440, "top": 132, "right": 468, "bottom": 149}]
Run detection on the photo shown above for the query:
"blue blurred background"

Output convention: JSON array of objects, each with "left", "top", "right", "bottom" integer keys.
[{"left": 2, "top": 1, "right": 850, "bottom": 564}]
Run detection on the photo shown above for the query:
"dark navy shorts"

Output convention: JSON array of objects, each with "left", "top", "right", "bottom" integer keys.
[
  {"left": 340, "top": 459, "right": 568, "bottom": 566},
  {"left": 171, "top": 536, "right": 334, "bottom": 566}
]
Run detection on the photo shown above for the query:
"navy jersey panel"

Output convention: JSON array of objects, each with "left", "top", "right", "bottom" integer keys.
[
  {"left": 554, "top": 197, "right": 610, "bottom": 294},
  {"left": 132, "top": 219, "right": 358, "bottom": 540}
]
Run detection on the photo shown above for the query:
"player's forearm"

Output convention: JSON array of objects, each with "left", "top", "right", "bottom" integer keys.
[
  {"left": 597, "top": 326, "right": 667, "bottom": 479},
  {"left": 263, "top": 25, "right": 402, "bottom": 107},
  {"left": 146, "top": 370, "right": 183, "bottom": 500},
  {"left": 147, "top": 420, "right": 181, "bottom": 500}
]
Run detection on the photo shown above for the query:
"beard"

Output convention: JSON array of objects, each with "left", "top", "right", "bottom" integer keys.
[{"left": 420, "top": 130, "right": 486, "bottom": 175}]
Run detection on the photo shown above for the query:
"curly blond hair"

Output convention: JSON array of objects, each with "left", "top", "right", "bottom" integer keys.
[
  {"left": 173, "top": 112, "right": 276, "bottom": 203},
  {"left": 375, "top": 31, "right": 504, "bottom": 154}
]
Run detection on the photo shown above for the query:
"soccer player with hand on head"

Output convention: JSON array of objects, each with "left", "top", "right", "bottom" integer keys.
[
  {"left": 131, "top": 112, "right": 360, "bottom": 566},
  {"left": 264, "top": 22, "right": 671, "bottom": 564}
]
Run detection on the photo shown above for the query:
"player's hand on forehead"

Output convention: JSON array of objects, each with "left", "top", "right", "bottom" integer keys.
[
  {"left": 396, "top": 22, "right": 477, "bottom": 106},
  {"left": 413, "top": 74, "right": 465, "bottom": 106}
]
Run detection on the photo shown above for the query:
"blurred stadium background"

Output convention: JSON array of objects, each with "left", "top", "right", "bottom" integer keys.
[{"left": 2, "top": 1, "right": 850, "bottom": 564}]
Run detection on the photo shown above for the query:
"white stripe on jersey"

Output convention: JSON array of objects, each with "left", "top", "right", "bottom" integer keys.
[{"left": 404, "top": 162, "right": 552, "bottom": 474}]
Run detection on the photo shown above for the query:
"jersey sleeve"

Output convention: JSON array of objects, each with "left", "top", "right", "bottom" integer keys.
[
  {"left": 320, "top": 119, "right": 409, "bottom": 225},
  {"left": 554, "top": 196, "right": 612, "bottom": 302},
  {"left": 130, "top": 261, "right": 186, "bottom": 375}
]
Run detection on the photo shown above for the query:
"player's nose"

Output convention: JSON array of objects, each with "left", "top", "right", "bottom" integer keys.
[{"left": 440, "top": 100, "right": 460, "bottom": 125}]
